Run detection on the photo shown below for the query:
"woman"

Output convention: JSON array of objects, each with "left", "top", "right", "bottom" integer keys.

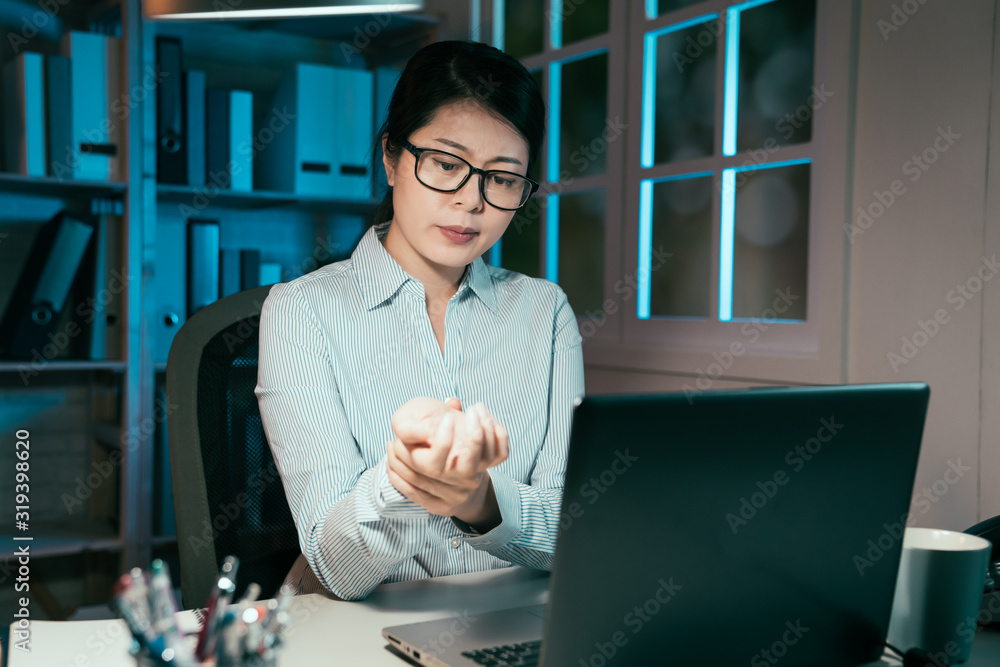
[{"left": 256, "top": 40, "right": 584, "bottom": 601}]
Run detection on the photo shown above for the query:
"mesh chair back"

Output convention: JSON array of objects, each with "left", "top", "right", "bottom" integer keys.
[{"left": 167, "top": 285, "right": 299, "bottom": 608}]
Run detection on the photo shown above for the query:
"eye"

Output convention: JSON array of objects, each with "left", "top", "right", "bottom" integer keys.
[
  {"left": 432, "top": 155, "right": 464, "bottom": 173},
  {"left": 490, "top": 174, "right": 516, "bottom": 188}
]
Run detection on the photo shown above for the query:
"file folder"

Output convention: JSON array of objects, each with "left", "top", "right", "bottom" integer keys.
[
  {"left": 240, "top": 249, "right": 260, "bottom": 290},
  {"left": 185, "top": 70, "right": 206, "bottom": 187},
  {"left": 259, "top": 262, "right": 282, "bottom": 286},
  {"left": 87, "top": 214, "right": 124, "bottom": 361},
  {"left": 219, "top": 248, "right": 241, "bottom": 298},
  {"left": 61, "top": 31, "right": 121, "bottom": 181},
  {"left": 0, "top": 212, "right": 94, "bottom": 360},
  {"left": 258, "top": 63, "right": 372, "bottom": 198},
  {"left": 3, "top": 52, "right": 47, "bottom": 177},
  {"left": 156, "top": 36, "right": 186, "bottom": 185},
  {"left": 45, "top": 54, "right": 72, "bottom": 178},
  {"left": 154, "top": 217, "right": 186, "bottom": 364},
  {"left": 206, "top": 88, "right": 253, "bottom": 192},
  {"left": 186, "top": 218, "right": 220, "bottom": 316}
]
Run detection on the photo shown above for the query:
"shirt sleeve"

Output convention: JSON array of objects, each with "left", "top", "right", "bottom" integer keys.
[
  {"left": 255, "top": 281, "right": 431, "bottom": 601},
  {"left": 454, "top": 288, "right": 584, "bottom": 570}
]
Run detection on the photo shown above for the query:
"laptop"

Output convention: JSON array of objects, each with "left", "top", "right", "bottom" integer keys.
[{"left": 383, "top": 383, "right": 931, "bottom": 667}]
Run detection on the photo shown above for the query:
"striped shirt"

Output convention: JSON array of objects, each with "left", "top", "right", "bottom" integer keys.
[{"left": 255, "top": 221, "right": 585, "bottom": 600}]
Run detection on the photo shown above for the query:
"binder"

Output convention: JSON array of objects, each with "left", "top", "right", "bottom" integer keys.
[
  {"left": 3, "top": 52, "right": 47, "bottom": 177},
  {"left": 185, "top": 70, "right": 206, "bottom": 187},
  {"left": 0, "top": 211, "right": 94, "bottom": 360},
  {"left": 374, "top": 66, "right": 401, "bottom": 199},
  {"left": 153, "top": 385, "right": 176, "bottom": 537},
  {"left": 258, "top": 63, "right": 372, "bottom": 198},
  {"left": 186, "top": 218, "right": 220, "bottom": 317},
  {"left": 45, "top": 54, "right": 72, "bottom": 178},
  {"left": 153, "top": 217, "right": 186, "bottom": 364},
  {"left": 206, "top": 88, "right": 253, "bottom": 192},
  {"left": 156, "top": 36, "right": 186, "bottom": 185},
  {"left": 61, "top": 31, "right": 121, "bottom": 181},
  {"left": 240, "top": 249, "right": 260, "bottom": 290},
  {"left": 219, "top": 248, "right": 242, "bottom": 298},
  {"left": 87, "top": 214, "right": 124, "bottom": 360}
]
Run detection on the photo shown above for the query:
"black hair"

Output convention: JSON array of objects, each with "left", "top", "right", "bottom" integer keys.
[{"left": 371, "top": 40, "right": 545, "bottom": 225}]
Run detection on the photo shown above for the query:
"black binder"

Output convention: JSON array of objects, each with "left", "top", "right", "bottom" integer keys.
[
  {"left": 156, "top": 36, "right": 186, "bottom": 184},
  {"left": 0, "top": 211, "right": 95, "bottom": 360},
  {"left": 45, "top": 54, "right": 72, "bottom": 178},
  {"left": 184, "top": 69, "right": 206, "bottom": 187}
]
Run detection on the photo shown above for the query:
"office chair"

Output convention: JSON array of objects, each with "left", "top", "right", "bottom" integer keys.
[{"left": 166, "top": 284, "right": 300, "bottom": 609}]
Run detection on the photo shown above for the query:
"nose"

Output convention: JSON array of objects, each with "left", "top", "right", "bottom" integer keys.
[{"left": 449, "top": 171, "right": 484, "bottom": 212}]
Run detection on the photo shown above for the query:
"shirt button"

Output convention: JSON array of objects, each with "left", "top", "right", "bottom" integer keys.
[{"left": 450, "top": 537, "right": 461, "bottom": 549}]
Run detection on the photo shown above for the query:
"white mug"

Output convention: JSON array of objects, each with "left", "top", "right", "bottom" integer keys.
[{"left": 886, "top": 527, "right": 991, "bottom": 664}]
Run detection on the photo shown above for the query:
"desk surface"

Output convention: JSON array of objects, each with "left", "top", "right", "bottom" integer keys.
[{"left": 5, "top": 567, "right": 1000, "bottom": 666}]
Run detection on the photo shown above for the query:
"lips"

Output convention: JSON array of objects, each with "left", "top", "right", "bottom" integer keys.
[
  {"left": 437, "top": 225, "right": 479, "bottom": 245},
  {"left": 439, "top": 226, "right": 477, "bottom": 235}
]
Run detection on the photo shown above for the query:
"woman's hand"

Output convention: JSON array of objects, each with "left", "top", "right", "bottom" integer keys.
[{"left": 385, "top": 397, "right": 509, "bottom": 527}]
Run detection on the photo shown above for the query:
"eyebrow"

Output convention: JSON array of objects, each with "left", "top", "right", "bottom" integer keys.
[{"left": 432, "top": 138, "right": 524, "bottom": 167}]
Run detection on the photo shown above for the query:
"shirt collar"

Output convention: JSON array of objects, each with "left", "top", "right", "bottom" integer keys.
[{"left": 352, "top": 221, "right": 499, "bottom": 314}]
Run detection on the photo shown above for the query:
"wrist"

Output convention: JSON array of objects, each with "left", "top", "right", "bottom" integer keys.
[{"left": 454, "top": 475, "right": 500, "bottom": 533}]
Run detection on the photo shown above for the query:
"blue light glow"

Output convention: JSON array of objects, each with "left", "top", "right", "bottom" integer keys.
[
  {"left": 493, "top": 0, "right": 505, "bottom": 50},
  {"left": 490, "top": 240, "right": 502, "bottom": 266},
  {"left": 719, "top": 169, "right": 736, "bottom": 321},
  {"left": 548, "top": 62, "right": 562, "bottom": 183},
  {"left": 546, "top": 194, "right": 559, "bottom": 283},
  {"left": 551, "top": 0, "right": 562, "bottom": 49},
  {"left": 638, "top": 180, "right": 653, "bottom": 319},
  {"left": 645, "top": 0, "right": 657, "bottom": 20}
]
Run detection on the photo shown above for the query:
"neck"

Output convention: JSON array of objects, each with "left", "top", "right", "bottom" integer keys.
[{"left": 381, "top": 222, "right": 467, "bottom": 302}]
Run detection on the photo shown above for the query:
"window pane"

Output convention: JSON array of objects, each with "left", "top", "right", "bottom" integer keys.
[
  {"left": 504, "top": 0, "right": 545, "bottom": 59},
  {"left": 561, "top": 0, "right": 608, "bottom": 45},
  {"left": 736, "top": 0, "right": 816, "bottom": 152},
  {"left": 652, "top": 21, "right": 716, "bottom": 165},
  {"left": 648, "top": 0, "right": 705, "bottom": 18},
  {"left": 502, "top": 198, "right": 543, "bottom": 278},
  {"left": 558, "top": 190, "right": 605, "bottom": 314},
  {"left": 560, "top": 52, "right": 609, "bottom": 179},
  {"left": 731, "top": 163, "right": 809, "bottom": 320},
  {"left": 649, "top": 176, "right": 713, "bottom": 317}
]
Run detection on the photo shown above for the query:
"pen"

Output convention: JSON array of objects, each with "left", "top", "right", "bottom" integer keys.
[{"left": 196, "top": 555, "right": 239, "bottom": 661}]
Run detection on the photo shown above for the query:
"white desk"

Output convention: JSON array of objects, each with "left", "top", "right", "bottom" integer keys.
[{"left": 5, "top": 567, "right": 1000, "bottom": 666}]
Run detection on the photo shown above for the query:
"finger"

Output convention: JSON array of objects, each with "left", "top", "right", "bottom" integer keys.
[
  {"left": 445, "top": 397, "right": 463, "bottom": 411},
  {"left": 425, "top": 410, "right": 456, "bottom": 473},
  {"left": 385, "top": 462, "right": 448, "bottom": 513},
  {"left": 476, "top": 404, "right": 497, "bottom": 468},
  {"left": 492, "top": 421, "right": 510, "bottom": 467},
  {"left": 451, "top": 411, "right": 483, "bottom": 479}
]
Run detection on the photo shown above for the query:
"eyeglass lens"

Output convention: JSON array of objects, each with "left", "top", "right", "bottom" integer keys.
[{"left": 415, "top": 150, "right": 532, "bottom": 209}]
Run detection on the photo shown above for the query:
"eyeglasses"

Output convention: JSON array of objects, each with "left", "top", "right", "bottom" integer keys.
[{"left": 399, "top": 140, "right": 539, "bottom": 211}]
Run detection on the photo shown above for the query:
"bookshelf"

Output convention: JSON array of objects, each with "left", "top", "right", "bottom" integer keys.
[{"left": 0, "top": 0, "right": 442, "bottom": 618}]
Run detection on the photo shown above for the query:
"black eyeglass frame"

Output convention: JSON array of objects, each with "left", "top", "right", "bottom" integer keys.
[{"left": 399, "top": 140, "right": 540, "bottom": 211}]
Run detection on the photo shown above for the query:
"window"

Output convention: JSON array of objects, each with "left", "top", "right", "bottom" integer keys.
[{"left": 492, "top": 1, "right": 853, "bottom": 383}]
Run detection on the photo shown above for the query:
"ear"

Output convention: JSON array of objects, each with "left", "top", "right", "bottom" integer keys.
[{"left": 381, "top": 133, "right": 396, "bottom": 187}]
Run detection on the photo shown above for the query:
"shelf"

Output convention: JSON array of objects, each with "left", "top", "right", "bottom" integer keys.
[
  {"left": 157, "top": 184, "right": 378, "bottom": 212},
  {"left": 151, "top": 534, "right": 178, "bottom": 548},
  {"left": 0, "top": 520, "right": 123, "bottom": 560},
  {"left": 0, "top": 360, "right": 127, "bottom": 374},
  {"left": 0, "top": 173, "right": 126, "bottom": 200}
]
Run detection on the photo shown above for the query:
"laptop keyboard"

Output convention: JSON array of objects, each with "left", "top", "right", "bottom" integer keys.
[{"left": 462, "top": 639, "right": 542, "bottom": 666}]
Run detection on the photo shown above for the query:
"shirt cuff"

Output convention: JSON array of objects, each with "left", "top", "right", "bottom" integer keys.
[
  {"left": 452, "top": 469, "right": 521, "bottom": 550},
  {"left": 372, "top": 459, "right": 429, "bottom": 519}
]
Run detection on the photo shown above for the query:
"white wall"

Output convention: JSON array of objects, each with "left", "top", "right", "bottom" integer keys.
[{"left": 585, "top": 0, "right": 1000, "bottom": 531}]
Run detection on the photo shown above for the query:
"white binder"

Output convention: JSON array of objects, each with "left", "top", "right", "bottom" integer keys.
[
  {"left": 258, "top": 63, "right": 373, "bottom": 199},
  {"left": 60, "top": 31, "right": 121, "bottom": 181},
  {"left": 3, "top": 52, "right": 46, "bottom": 177}
]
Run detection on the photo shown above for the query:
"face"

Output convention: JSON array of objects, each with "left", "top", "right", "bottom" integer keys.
[{"left": 382, "top": 100, "right": 531, "bottom": 281}]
